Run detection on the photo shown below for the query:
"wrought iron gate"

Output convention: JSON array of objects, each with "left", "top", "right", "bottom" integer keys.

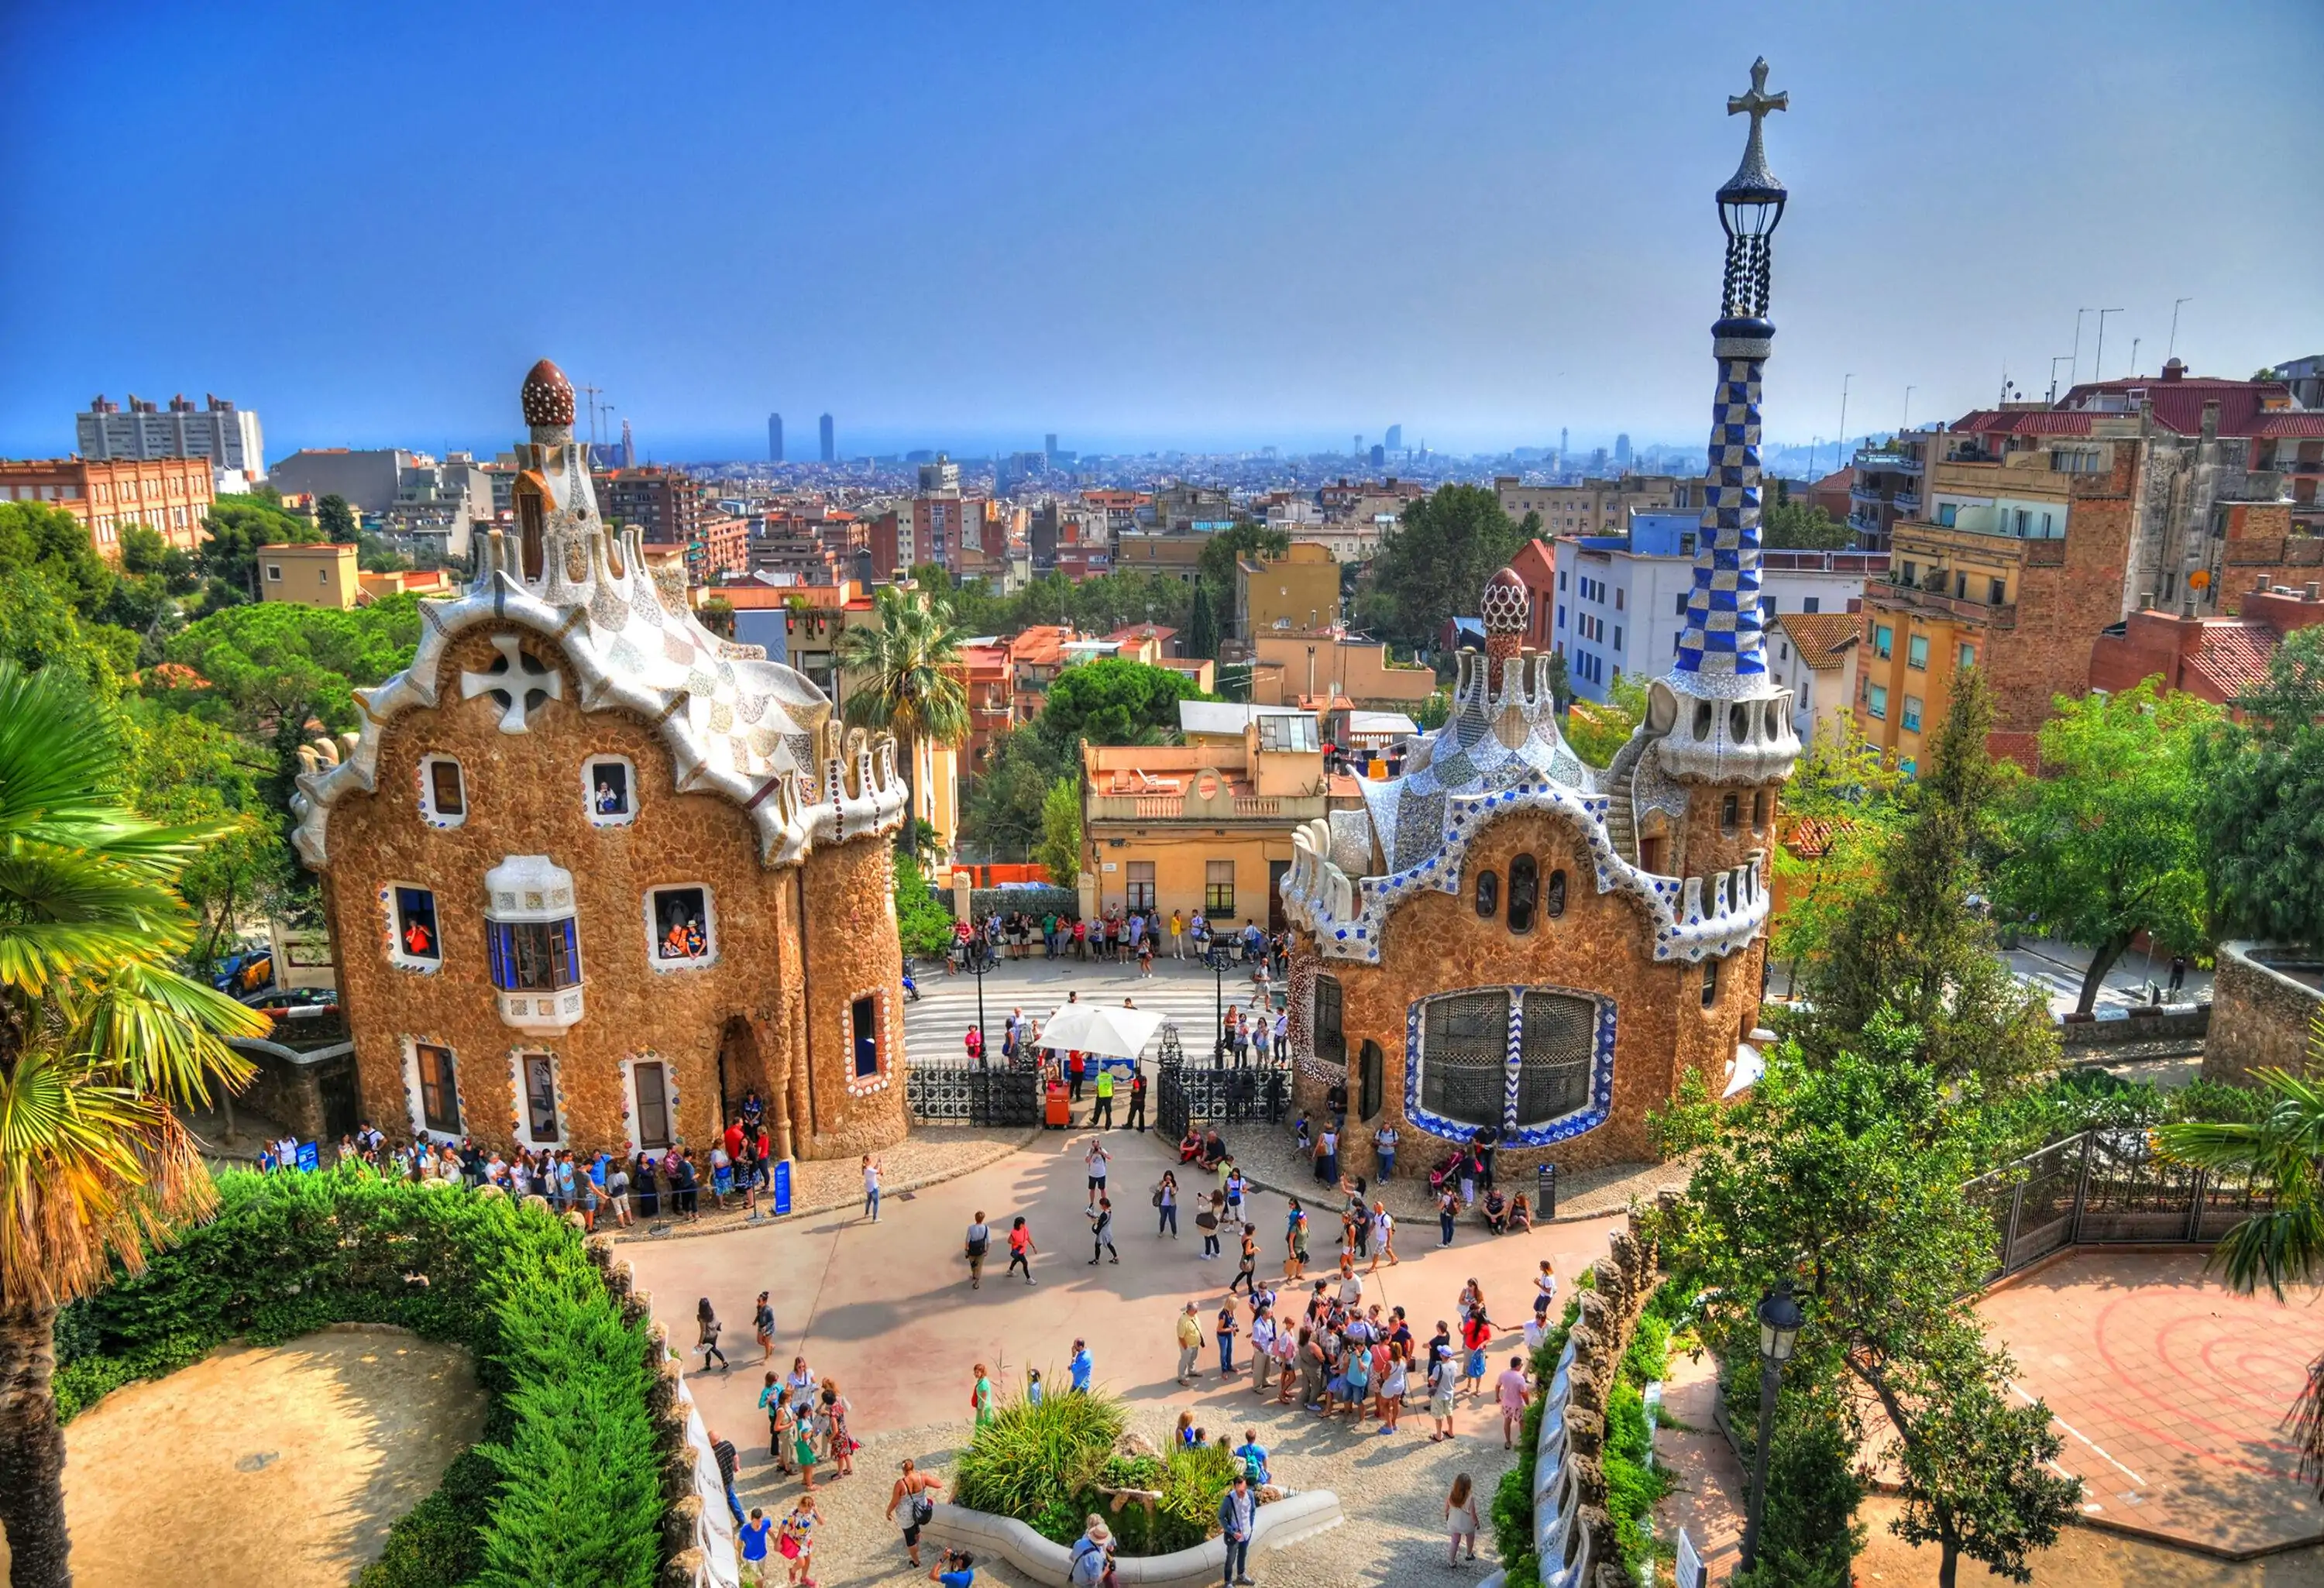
[{"left": 905, "top": 1059, "right": 1043, "bottom": 1127}]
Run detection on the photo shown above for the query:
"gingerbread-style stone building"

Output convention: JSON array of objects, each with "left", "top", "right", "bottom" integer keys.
[
  {"left": 1279, "top": 62, "right": 1804, "bottom": 1176},
  {"left": 291, "top": 358, "right": 910, "bottom": 1160}
]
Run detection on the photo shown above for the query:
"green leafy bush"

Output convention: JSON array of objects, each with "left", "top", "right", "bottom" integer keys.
[
  {"left": 951, "top": 1391, "right": 1234, "bottom": 1555},
  {"left": 59, "top": 1168, "right": 664, "bottom": 1588}
]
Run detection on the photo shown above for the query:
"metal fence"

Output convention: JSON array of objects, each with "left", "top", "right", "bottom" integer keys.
[
  {"left": 903, "top": 1059, "right": 1044, "bottom": 1127},
  {"left": 1156, "top": 1053, "right": 1294, "bottom": 1143},
  {"left": 1963, "top": 1126, "right": 2277, "bottom": 1284}
]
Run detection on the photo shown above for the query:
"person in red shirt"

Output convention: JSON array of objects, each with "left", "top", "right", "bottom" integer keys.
[{"left": 725, "top": 1119, "right": 745, "bottom": 1162}]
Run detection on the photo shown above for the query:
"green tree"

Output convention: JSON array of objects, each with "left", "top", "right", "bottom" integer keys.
[
  {"left": 959, "top": 726, "right": 1073, "bottom": 861},
  {"left": 1762, "top": 480, "right": 1852, "bottom": 550},
  {"left": 1037, "top": 657, "right": 1210, "bottom": 749},
  {"left": 197, "top": 493, "right": 321, "bottom": 605},
  {"left": 1995, "top": 679, "right": 2215, "bottom": 1013},
  {"left": 2194, "top": 627, "right": 2324, "bottom": 948},
  {"left": 1367, "top": 484, "right": 1525, "bottom": 649},
  {"left": 1769, "top": 715, "right": 1904, "bottom": 991},
  {"left": 891, "top": 851, "right": 956, "bottom": 958},
  {"left": 0, "top": 662, "right": 269, "bottom": 1588},
  {"left": 1186, "top": 582, "right": 1220, "bottom": 660},
  {"left": 1034, "top": 775, "right": 1083, "bottom": 888},
  {"left": 315, "top": 493, "right": 357, "bottom": 541},
  {"left": 0, "top": 502, "right": 115, "bottom": 618},
  {"left": 1561, "top": 673, "right": 1648, "bottom": 768},
  {"left": 1789, "top": 667, "right": 2055, "bottom": 1086},
  {"left": 834, "top": 585, "right": 971, "bottom": 857},
  {"left": 165, "top": 594, "right": 423, "bottom": 736},
  {"left": 2158, "top": 1035, "right": 2324, "bottom": 1497},
  {"left": 121, "top": 699, "right": 301, "bottom": 970},
  {"left": 1662, "top": 1022, "right": 2079, "bottom": 1588}
]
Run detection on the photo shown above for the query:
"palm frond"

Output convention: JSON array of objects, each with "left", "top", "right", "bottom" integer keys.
[
  {"left": 67, "top": 959, "right": 263, "bottom": 1105},
  {"left": 2206, "top": 1202, "right": 2324, "bottom": 1302},
  {"left": 2291, "top": 1350, "right": 2324, "bottom": 1500}
]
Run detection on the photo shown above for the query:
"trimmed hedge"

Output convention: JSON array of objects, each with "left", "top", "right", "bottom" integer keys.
[{"left": 54, "top": 1169, "right": 664, "bottom": 1588}]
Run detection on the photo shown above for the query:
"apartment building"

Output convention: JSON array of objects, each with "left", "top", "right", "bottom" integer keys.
[
  {"left": 253, "top": 543, "right": 456, "bottom": 609},
  {"left": 1495, "top": 474, "right": 1694, "bottom": 536},
  {"left": 1547, "top": 513, "right": 1885, "bottom": 703},
  {"left": 386, "top": 452, "right": 494, "bottom": 562},
  {"left": 1856, "top": 363, "right": 2315, "bottom": 765},
  {"left": 1246, "top": 634, "right": 1437, "bottom": 713},
  {"left": 1081, "top": 706, "right": 1360, "bottom": 930},
  {"left": 1234, "top": 541, "right": 1342, "bottom": 642},
  {"left": 1766, "top": 611, "right": 1862, "bottom": 745},
  {"left": 270, "top": 449, "right": 413, "bottom": 516},
  {"left": 0, "top": 454, "right": 214, "bottom": 557},
  {"left": 76, "top": 393, "right": 263, "bottom": 482},
  {"left": 961, "top": 643, "right": 1016, "bottom": 769},
  {"left": 2089, "top": 578, "right": 2324, "bottom": 713},
  {"left": 1845, "top": 430, "right": 1935, "bottom": 552}
]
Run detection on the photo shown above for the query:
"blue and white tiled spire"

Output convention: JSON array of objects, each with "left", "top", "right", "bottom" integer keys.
[{"left": 1671, "top": 58, "right": 1789, "bottom": 703}]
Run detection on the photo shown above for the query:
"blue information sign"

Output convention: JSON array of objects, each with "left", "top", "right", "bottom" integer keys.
[
  {"left": 296, "top": 1140, "right": 319, "bottom": 1173},
  {"left": 772, "top": 1158, "right": 792, "bottom": 1216}
]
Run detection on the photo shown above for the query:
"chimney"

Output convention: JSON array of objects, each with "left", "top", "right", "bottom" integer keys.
[
  {"left": 2161, "top": 358, "right": 2185, "bottom": 383},
  {"left": 2181, "top": 593, "right": 2198, "bottom": 618},
  {"left": 2308, "top": 581, "right": 2322, "bottom": 602},
  {"left": 2137, "top": 591, "right": 2154, "bottom": 610},
  {"left": 2257, "top": 573, "right": 2273, "bottom": 593},
  {"left": 2202, "top": 400, "right": 2220, "bottom": 442}
]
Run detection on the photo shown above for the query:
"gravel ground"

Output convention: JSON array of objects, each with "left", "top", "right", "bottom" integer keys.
[
  {"left": 726, "top": 1394, "right": 1522, "bottom": 1588},
  {"left": 610, "top": 1126, "right": 1037, "bottom": 1244},
  {"left": 1222, "top": 1119, "right": 1689, "bottom": 1225}
]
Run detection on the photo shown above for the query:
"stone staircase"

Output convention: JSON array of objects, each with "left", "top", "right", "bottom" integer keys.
[{"left": 1598, "top": 737, "right": 1643, "bottom": 865}]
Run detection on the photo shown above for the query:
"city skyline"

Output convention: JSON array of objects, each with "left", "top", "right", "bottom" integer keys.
[{"left": 3, "top": 2, "right": 2318, "bottom": 464}]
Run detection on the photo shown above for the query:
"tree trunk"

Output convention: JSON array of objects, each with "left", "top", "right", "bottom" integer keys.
[
  {"left": 894, "top": 730, "right": 919, "bottom": 859},
  {"left": 2075, "top": 932, "right": 2133, "bottom": 1016},
  {"left": 0, "top": 1301, "right": 71, "bottom": 1588},
  {"left": 1937, "top": 1520, "right": 1960, "bottom": 1588}
]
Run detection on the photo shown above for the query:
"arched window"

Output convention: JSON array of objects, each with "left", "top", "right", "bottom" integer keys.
[
  {"left": 1507, "top": 855, "right": 1540, "bottom": 933},
  {"left": 514, "top": 477, "right": 547, "bottom": 581},
  {"left": 1411, "top": 986, "right": 1607, "bottom": 1137},
  {"left": 1751, "top": 789, "right": 1768, "bottom": 831},
  {"left": 1545, "top": 869, "right": 1567, "bottom": 919},
  {"left": 1720, "top": 793, "right": 1739, "bottom": 836},
  {"left": 1700, "top": 959, "right": 1719, "bottom": 1008},
  {"left": 1473, "top": 869, "right": 1499, "bottom": 919},
  {"left": 1417, "top": 991, "right": 1509, "bottom": 1131},
  {"left": 1359, "top": 1039, "right": 1384, "bottom": 1122}
]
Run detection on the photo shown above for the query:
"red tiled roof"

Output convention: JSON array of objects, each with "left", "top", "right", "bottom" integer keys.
[
  {"left": 1950, "top": 411, "right": 2099, "bottom": 436},
  {"left": 2252, "top": 414, "right": 2324, "bottom": 438},
  {"left": 1772, "top": 612, "right": 1858, "bottom": 668},
  {"left": 2188, "top": 623, "right": 2280, "bottom": 699}
]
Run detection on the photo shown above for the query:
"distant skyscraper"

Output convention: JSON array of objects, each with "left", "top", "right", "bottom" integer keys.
[
  {"left": 620, "top": 417, "right": 634, "bottom": 469},
  {"left": 1370, "top": 443, "right": 1387, "bottom": 468},
  {"left": 768, "top": 413, "right": 784, "bottom": 462},
  {"left": 1614, "top": 432, "right": 1632, "bottom": 471},
  {"left": 76, "top": 392, "right": 265, "bottom": 481},
  {"left": 1591, "top": 446, "right": 1610, "bottom": 474},
  {"left": 819, "top": 413, "right": 835, "bottom": 463},
  {"left": 1044, "top": 432, "right": 1059, "bottom": 463},
  {"left": 1560, "top": 427, "right": 1569, "bottom": 460},
  {"left": 1385, "top": 424, "right": 1403, "bottom": 453},
  {"left": 1353, "top": 434, "right": 1363, "bottom": 457}
]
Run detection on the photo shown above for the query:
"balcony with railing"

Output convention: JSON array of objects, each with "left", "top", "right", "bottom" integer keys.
[
  {"left": 1892, "top": 490, "right": 1923, "bottom": 514},
  {"left": 1849, "top": 482, "right": 1888, "bottom": 506},
  {"left": 1868, "top": 576, "right": 2016, "bottom": 630},
  {"left": 1854, "top": 449, "right": 1923, "bottom": 476},
  {"left": 1086, "top": 790, "right": 1332, "bottom": 823},
  {"left": 1848, "top": 508, "right": 1884, "bottom": 537}
]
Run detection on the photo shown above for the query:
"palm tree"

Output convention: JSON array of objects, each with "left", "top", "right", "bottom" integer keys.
[
  {"left": 833, "top": 583, "right": 971, "bottom": 857},
  {"left": 0, "top": 662, "right": 267, "bottom": 1587},
  {"left": 2156, "top": 1023, "right": 2324, "bottom": 1497}
]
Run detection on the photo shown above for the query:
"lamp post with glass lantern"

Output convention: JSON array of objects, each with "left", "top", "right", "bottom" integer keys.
[{"left": 1738, "top": 1279, "right": 1806, "bottom": 1574}]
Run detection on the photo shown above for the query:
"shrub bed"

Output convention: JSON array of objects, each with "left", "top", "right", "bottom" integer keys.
[
  {"left": 949, "top": 1390, "right": 1238, "bottom": 1555},
  {"left": 53, "top": 1168, "right": 665, "bottom": 1588}
]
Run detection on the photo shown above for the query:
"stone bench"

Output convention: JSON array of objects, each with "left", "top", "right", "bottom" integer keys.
[{"left": 919, "top": 1490, "right": 1344, "bottom": 1588}]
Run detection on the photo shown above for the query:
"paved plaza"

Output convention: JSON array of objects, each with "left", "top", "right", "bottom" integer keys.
[{"left": 1978, "top": 1249, "right": 2324, "bottom": 1557}]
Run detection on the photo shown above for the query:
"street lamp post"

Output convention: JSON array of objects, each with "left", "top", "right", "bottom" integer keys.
[
  {"left": 1738, "top": 1280, "right": 1807, "bottom": 1575},
  {"left": 967, "top": 937, "right": 992, "bottom": 1061},
  {"left": 1207, "top": 943, "right": 1229, "bottom": 1066}
]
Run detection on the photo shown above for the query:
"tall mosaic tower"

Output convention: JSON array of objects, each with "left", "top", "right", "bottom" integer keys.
[{"left": 1671, "top": 57, "right": 1789, "bottom": 699}]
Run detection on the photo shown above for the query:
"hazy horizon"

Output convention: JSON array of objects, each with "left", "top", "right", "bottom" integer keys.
[{"left": 5, "top": 2, "right": 2319, "bottom": 466}]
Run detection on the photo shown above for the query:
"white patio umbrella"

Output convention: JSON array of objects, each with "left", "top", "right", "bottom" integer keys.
[{"left": 1034, "top": 1002, "right": 1166, "bottom": 1060}]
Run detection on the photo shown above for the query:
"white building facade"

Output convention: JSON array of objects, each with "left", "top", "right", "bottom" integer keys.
[{"left": 77, "top": 394, "right": 264, "bottom": 482}]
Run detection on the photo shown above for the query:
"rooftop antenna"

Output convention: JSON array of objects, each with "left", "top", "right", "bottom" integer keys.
[
  {"left": 2094, "top": 309, "right": 2124, "bottom": 382},
  {"left": 1836, "top": 374, "right": 1854, "bottom": 466},
  {"left": 578, "top": 383, "right": 603, "bottom": 452},
  {"left": 2168, "top": 297, "right": 2193, "bottom": 363},
  {"left": 2048, "top": 356, "right": 2072, "bottom": 405},
  {"left": 1903, "top": 385, "right": 1916, "bottom": 431},
  {"left": 2071, "top": 308, "right": 2090, "bottom": 383},
  {"left": 2129, "top": 338, "right": 2140, "bottom": 379}
]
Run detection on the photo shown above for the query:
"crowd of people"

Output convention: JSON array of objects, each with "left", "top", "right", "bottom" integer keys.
[{"left": 944, "top": 908, "right": 1295, "bottom": 978}]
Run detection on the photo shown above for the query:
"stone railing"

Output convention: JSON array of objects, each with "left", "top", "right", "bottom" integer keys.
[
  {"left": 1521, "top": 1219, "right": 1662, "bottom": 1588},
  {"left": 586, "top": 1236, "right": 741, "bottom": 1588},
  {"left": 923, "top": 1490, "right": 1343, "bottom": 1588}
]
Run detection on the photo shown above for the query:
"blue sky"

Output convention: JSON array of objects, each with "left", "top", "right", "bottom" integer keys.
[{"left": 4, "top": 2, "right": 2318, "bottom": 463}]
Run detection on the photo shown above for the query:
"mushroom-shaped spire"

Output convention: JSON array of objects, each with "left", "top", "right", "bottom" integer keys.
[
  {"left": 1480, "top": 565, "right": 1531, "bottom": 635},
  {"left": 520, "top": 358, "right": 576, "bottom": 429}
]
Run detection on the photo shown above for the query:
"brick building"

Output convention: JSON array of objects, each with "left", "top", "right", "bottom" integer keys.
[
  {"left": 2089, "top": 578, "right": 2324, "bottom": 712},
  {"left": 0, "top": 454, "right": 214, "bottom": 557},
  {"left": 291, "top": 359, "right": 910, "bottom": 1163},
  {"left": 596, "top": 464, "right": 744, "bottom": 579},
  {"left": 1277, "top": 73, "right": 1801, "bottom": 1174}
]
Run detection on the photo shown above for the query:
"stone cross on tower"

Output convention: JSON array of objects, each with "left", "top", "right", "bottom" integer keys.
[
  {"left": 1727, "top": 57, "right": 1787, "bottom": 141},
  {"left": 460, "top": 633, "right": 563, "bottom": 733}
]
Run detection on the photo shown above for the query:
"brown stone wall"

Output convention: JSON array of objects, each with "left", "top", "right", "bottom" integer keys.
[
  {"left": 320, "top": 623, "right": 898, "bottom": 1158},
  {"left": 796, "top": 837, "right": 910, "bottom": 1159},
  {"left": 1303, "top": 805, "right": 1763, "bottom": 1175},
  {"left": 2203, "top": 942, "right": 2324, "bottom": 1085},
  {"left": 1989, "top": 479, "right": 2136, "bottom": 735}
]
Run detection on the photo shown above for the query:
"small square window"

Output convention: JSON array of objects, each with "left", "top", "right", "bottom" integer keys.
[
  {"left": 1874, "top": 625, "right": 1893, "bottom": 659},
  {"left": 1700, "top": 961, "right": 1718, "bottom": 1009},
  {"left": 646, "top": 885, "right": 717, "bottom": 968},
  {"left": 265, "top": 564, "right": 283, "bottom": 581},
  {"left": 414, "top": 1042, "right": 461, "bottom": 1134},
  {"left": 1205, "top": 860, "right": 1235, "bottom": 915},
  {"left": 1803, "top": 596, "right": 1820, "bottom": 614},
  {"left": 1907, "top": 634, "right": 1930, "bottom": 671},
  {"left": 1868, "top": 684, "right": 1889, "bottom": 720},
  {"left": 1958, "top": 643, "right": 1976, "bottom": 671},
  {"left": 419, "top": 755, "right": 466, "bottom": 827},
  {"left": 1903, "top": 696, "right": 1923, "bottom": 734},
  {"left": 390, "top": 885, "right": 442, "bottom": 968},
  {"left": 585, "top": 756, "right": 635, "bottom": 825}
]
